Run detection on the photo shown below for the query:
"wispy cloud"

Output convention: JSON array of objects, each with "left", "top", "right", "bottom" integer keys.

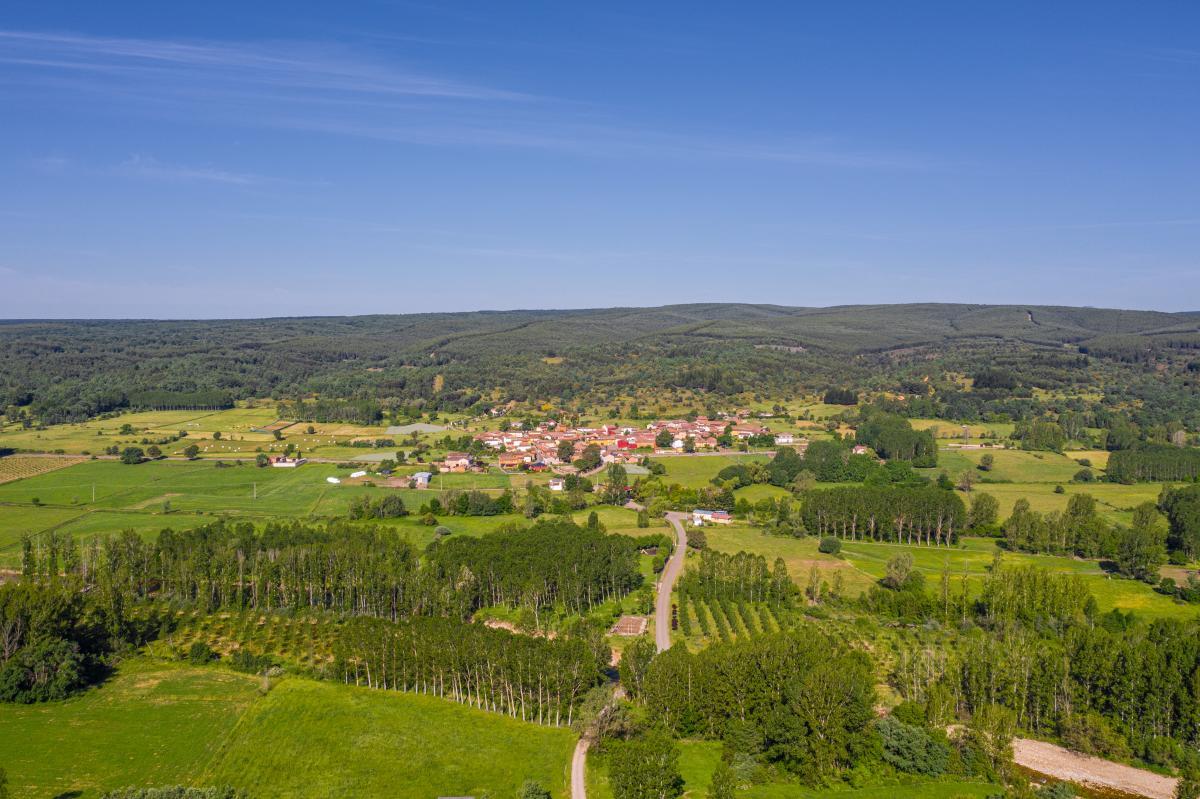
[
  {"left": 113, "top": 154, "right": 266, "bottom": 185},
  {"left": 0, "top": 28, "right": 927, "bottom": 169},
  {"left": 0, "top": 29, "right": 528, "bottom": 101}
]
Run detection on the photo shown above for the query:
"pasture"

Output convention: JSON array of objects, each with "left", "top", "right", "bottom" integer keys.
[
  {"left": 929, "top": 447, "right": 1095, "bottom": 484},
  {"left": 910, "top": 418, "right": 1015, "bottom": 440},
  {"left": 0, "top": 459, "right": 499, "bottom": 563},
  {"left": 701, "top": 529, "right": 1197, "bottom": 621},
  {"left": 0, "top": 458, "right": 651, "bottom": 564},
  {"left": 0, "top": 659, "right": 575, "bottom": 799},
  {"left": 652, "top": 454, "right": 769, "bottom": 489},
  {"left": 966, "top": 482, "right": 1166, "bottom": 525},
  {"left": 0, "top": 404, "right": 460, "bottom": 461}
]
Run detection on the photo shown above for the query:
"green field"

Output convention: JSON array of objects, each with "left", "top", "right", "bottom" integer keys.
[
  {"left": 702, "top": 528, "right": 1197, "bottom": 621},
  {"left": 653, "top": 454, "right": 769, "bottom": 489},
  {"left": 929, "top": 448, "right": 1091, "bottom": 484},
  {"left": 0, "top": 458, "right": 660, "bottom": 566},
  {"left": 965, "top": 482, "right": 1166, "bottom": 525},
  {"left": 910, "top": 418, "right": 1015, "bottom": 440},
  {"left": 0, "top": 459, "right": 525, "bottom": 565},
  {"left": 0, "top": 405, "right": 464, "bottom": 461},
  {"left": 0, "top": 658, "right": 575, "bottom": 799}
]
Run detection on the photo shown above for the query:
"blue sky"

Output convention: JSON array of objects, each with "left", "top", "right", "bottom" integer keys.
[{"left": 1, "top": 1, "right": 1198, "bottom": 317}]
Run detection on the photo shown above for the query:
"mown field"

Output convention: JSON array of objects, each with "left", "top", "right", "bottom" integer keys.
[
  {"left": 653, "top": 454, "right": 770, "bottom": 489},
  {"left": 0, "top": 458, "right": 661, "bottom": 566},
  {"left": 701, "top": 528, "right": 1197, "bottom": 621},
  {"left": 0, "top": 659, "right": 575, "bottom": 799},
  {"left": 0, "top": 404, "right": 464, "bottom": 461}
]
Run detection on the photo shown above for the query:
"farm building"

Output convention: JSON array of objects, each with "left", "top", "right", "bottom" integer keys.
[
  {"left": 548, "top": 478, "right": 565, "bottom": 491},
  {"left": 270, "top": 456, "right": 307, "bottom": 468},
  {"left": 441, "top": 452, "right": 473, "bottom": 472},
  {"left": 411, "top": 471, "right": 432, "bottom": 489},
  {"left": 691, "top": 508, "right": 732, "bottom": 526}
]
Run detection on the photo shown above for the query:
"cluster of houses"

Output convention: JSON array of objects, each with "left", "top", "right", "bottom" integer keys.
[{"left": 466, "top": 416, "right": 805, "bottom": 473}]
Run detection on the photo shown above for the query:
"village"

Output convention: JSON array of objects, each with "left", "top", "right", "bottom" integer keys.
[{"left": 466, "top": 415, "right": 804, "bottom": 476}]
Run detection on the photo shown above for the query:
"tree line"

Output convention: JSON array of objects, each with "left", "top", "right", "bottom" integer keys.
[
  {"left": 333, "top": 614, "right": 602, "bottom": 727},
  {"left": 800, "top": 485, "right": 966, "bottom": 545},
  {"left": 425, "top": 522, "right": 643, "bottom": 624},
  {"left": 1108, "top": 444, "right": 1200, "bottom": 483},
  {"left": 19, "top": 518, "right": 642, "bottom": 624}
]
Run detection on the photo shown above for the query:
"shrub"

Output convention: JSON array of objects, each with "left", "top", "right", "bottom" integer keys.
[
  {"left": 818, "top": 536, "right": 842, "bottom": 556},
  {"left": 1059, "top": 711, "right": 1130, "bottom": 761},
  {"left": 229, "top": 648, "right": 276, "bottom": 674},
  {"left": 187, "top": 642, "right": 217, "bottom": 665},
  {"left": 877, "top": 715, "right": 949, "bottom": 776}
]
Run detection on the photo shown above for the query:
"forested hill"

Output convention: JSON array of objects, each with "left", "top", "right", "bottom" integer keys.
[{"left": 3, "top": 303, "right": 1199, "bottom": 423}]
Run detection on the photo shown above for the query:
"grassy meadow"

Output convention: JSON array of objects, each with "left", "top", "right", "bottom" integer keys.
[
  {"left": 0, "top": 457, "right": 662, "bottom": 566},
  {"left": 0, "top": 458, "right": 517, "bottom": 565},
  {"left": 0, "top": 404, "right": 466, "bottom": 461},
  {"left": 653, "top": 454, "right": 769, "bottom": 489},
  {"left": 701, "top": 528, "right": 1197, "bottom": 621},
  {"left": 0, "top": 658, "right": 574, "bottom": 799}
]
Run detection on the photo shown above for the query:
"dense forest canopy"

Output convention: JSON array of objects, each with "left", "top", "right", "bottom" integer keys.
[{"left": 4, "top": 303, "right": 1200, "bottom": 424}]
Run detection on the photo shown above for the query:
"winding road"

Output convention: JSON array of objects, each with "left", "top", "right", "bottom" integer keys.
[{"left": 570, "top": 510, "right": 688, "bottom": 799}]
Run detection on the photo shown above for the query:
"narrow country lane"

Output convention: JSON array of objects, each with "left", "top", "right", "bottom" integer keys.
[
  {"left": 570, "top": 737, "right": 589, "bottom": 799},
  {"left": 572, "top": 512, "right": 687, "bottom": 799},
  {"left": 656, "top": 512, "right": 688, "bottom": 652}
]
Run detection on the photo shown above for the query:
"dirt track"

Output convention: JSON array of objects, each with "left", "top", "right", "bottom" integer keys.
[{"left": 1013, "top": 738, "right": 1178, "bottom": 799}]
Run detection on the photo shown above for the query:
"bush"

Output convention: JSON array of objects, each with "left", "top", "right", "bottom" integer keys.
[
  {"left": 518, "top": 780, "right": 552, "bottom": 799},
  {"left": 877, "top": 715, "right": 949, "bottom": 776},
  {"left": 818, "top": 536, "right": 842, "bottom": 556},
  {"left": 1059, "top": 711, "right": 1131, "bottom": 761},
  {"left": 1073, "top": 469, "right": 1094, "bottom": 483},
  {"left": 187, "top": 642, "right": 217, "bottom": 665},
  {"left": 229, "top": 648, "right": 276, "bottom": 674}
]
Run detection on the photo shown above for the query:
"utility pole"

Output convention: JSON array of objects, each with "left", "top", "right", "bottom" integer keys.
[{"left": 92, "top": 484, "right": 95, "bottom": 503}]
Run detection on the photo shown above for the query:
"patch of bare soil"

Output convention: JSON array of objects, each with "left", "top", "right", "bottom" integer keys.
[{"left": 1013, "top": 738, "right": 1177, "bottom": 799}]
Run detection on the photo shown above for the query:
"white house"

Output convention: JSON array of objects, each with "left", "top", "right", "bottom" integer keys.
[
  {"left": 548, "top": 478, "right": 565, "bottom": 492},
  {"left": 271, "top": 456, "right": 307, "bottom": 468},
  {"left": 691, "top": 508, "right": 732, "bottom": 526},
  {"left": 775, "top": 432, "right": 795, "bottom": 445},
  {"left": 411, "top": 471, "right": 432, "bottom": 489}
]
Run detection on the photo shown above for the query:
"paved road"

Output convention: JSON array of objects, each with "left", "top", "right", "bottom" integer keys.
[
  {"left": 572, "top": 514, "right": 686, "bottom": 799},
  {"left": 656, "top": 512, "right": 688, "bottom": 652}
]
